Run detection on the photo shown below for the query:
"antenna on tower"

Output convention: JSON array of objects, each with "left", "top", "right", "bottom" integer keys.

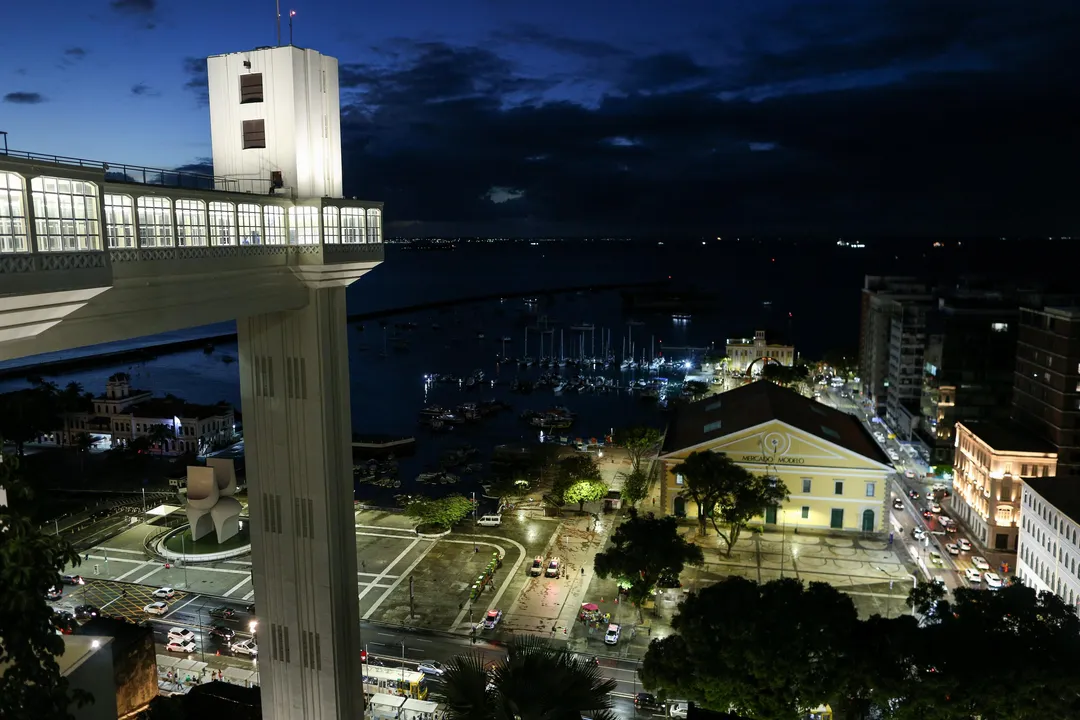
[
  {"left": 289, "top": 10, "right": 296, "bottom": 46},
  {"left": 275, "top": 0, "right": 281, "bottom": 46}
]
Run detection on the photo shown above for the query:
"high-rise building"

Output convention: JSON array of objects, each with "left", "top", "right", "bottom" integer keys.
[
  {"left": 918, "top": 293, "right": 1019, "bottom": 463},
  {"left": 857, "top": 276, "right": 932, "bottom": 427},
  {"left": 1012, "top": 306, "right": 1080, "bottom": 475}
]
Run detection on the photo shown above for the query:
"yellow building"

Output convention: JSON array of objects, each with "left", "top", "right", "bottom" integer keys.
[
  {"left": 660, "top": 381, "right": 894, "bottom": 533},
  {"left": 725, "top": 330, "right": 795, "bottom": 374}
]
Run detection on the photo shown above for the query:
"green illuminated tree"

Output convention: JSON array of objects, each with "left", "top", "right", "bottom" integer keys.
[
  {"left": 620, "top": 467, "right": 651, "bottom": 506},
  {"left": 563, "top": 478, "right": 608, "bottom": 512},
  {"left": 552, "top": 454, "right": 601, "bottom": 504},
  {"left": 0, "top": 451, "right": 90, "bottom": 719},
  {"left": 402, "top": 494, "right": 474, "bottom": 530}
]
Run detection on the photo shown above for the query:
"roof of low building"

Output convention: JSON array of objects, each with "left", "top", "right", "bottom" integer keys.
[
  {"left": 959, "top": 420, "right": 1056, "bottom": 455},
  {"left": 662, "top": 380, "right": 891, "bottom": 465},
  {"left": 1023, "top": 477, "right": 1080, "bottom": 525},
  {"left": 129, "top": 398, "right": 233, "bottom": 421}
]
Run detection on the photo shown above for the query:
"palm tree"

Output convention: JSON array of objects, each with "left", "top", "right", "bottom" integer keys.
[
  {"left": 442, "top": 636, "right": 617, "bottom": 720},
  {"left": 146, "top": 423, "right": 174, "bottom": 456},
  {"left": 72, "top": 432, "right": 94, "bottom": 478}
]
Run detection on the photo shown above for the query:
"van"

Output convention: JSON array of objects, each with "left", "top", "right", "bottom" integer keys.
[{"left": 477, "top": 515, "right": 502, "bottom": 527}]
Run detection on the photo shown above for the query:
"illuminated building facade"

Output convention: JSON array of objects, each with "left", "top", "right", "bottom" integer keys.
[
  {"left": 725, "top": 330, "right": 794, "bottom": 374},
  {"left": 952, "top": 420, "right": 1056, "bottom": 551},
  {"left": 1017, "top": 477, "right": 1080, "bottom": 607}
]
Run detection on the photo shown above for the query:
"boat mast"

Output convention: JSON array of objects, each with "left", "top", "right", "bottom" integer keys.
[
  {"left": 524, "top": 326, "right": 528, "bottom": 357},
  {"left": 560, "top": 330, "right": 564, "bottom": 362}
]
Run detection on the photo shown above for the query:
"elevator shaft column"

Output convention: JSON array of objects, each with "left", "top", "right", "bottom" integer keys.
[{"left": 237, "top": 286, "right": 363, "bottom": 720}]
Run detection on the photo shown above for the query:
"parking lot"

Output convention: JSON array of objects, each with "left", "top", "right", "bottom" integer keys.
[{"left": 53, "top": 579, "right": 191, "bottom": 623}]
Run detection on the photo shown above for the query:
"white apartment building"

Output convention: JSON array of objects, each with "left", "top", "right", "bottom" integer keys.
[
  {"left": 58, "top": 373, "right": 233, "bottom": 455},
  {"left": 1018, "top": 477, "right": 1080, "bottom": 609}
]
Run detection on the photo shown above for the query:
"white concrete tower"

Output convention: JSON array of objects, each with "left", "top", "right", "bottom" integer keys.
[{"left": 207, "top": 46, "right": 343, "bottom": 199}]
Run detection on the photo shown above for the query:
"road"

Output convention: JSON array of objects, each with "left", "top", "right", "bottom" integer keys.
[
  {"left": 816, "top": 382, "right": 999, "bottom": 597},
  {"left": 53, "top": 584, "right": 647, "bottom": 716}
]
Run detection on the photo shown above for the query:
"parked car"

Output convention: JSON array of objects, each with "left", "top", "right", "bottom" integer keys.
[
  {"left": 144, "top": 602, "right": 169, "bottom": 616},
  {"left": 984, "top": 572, "right": 1003, "bottom": 589},
  {"left": 545, "top": 557, "right": 560, "bottom": 578},
  {"left": 46, "top": 586, "right": 63, "bottom": 601},
  {"left": 152, "top": 587, "right": 176, "bottom": 599},
  {"left": 604, "top": 623, "right": 621, "bottom": 645},
  {"left": 167, "top": 627, "right": 195, "bottom": 643},
  {"left": 971, "top": 556, "right": 991, "bottom": 571},
  {"left": 482, "top": 610, "right": 503, "bottom": 630},
  {"left": 232, "top": 638, "right": 258, "bottom": 657},
  {"left": 529, "top": 556, "right": 543, "bottom": 577},
  {"left": 165, "top": 640, "right": 196, "bottom": 654},
  {"left": 634, "top": 693, "right": 665, "bottom": 712}
]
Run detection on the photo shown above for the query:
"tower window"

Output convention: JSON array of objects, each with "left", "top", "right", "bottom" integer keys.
[
  {"left": 240, "top": 73, "right": 264, "bottom": 104},
  {"left": 242, "top": 119, "right": 266, "bottom": 149}
]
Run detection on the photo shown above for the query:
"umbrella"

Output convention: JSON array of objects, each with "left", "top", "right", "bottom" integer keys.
[{"left": 581, "top": 603, "right": 599, "bottom": 611}]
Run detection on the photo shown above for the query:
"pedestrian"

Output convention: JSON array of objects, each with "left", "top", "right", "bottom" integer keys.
[
  {"left": 361, "top": 561, "right": 366, "bottom": 571},
  {"left": 84, "top": 552, "right": 89, "bottom": 561},
  {"left": 474, "top": 545, "right": 479, "bottom": 553},
  {"left": 581, "top": 567, "right": 585, "bottom": 576}
]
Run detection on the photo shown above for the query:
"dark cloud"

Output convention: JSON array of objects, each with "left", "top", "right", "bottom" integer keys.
[
  {"left": 64, "top": 47, "right": 88, "bottom": 59},
  {"left": 181, "top": 57, "right": 208, "bottom": 107},
  {"left": 109, "top": 0, "right": 155, "bottom": 14},
  {"left": 130, "top": 83, "right": 159, "bottom": 97},
  {"left": 493, "top": 25, "right": 628, "bottom": 60},
  {"left": 235, "top": 2, "right": 1080, "bottom": 236},
  {"left": 4, "top": 92, "right": 46, "bottom": 105}
]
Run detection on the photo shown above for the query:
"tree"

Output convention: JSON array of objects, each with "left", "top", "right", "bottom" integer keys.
[
  {"left": 672, "top": 451, "right": 788, "bottom": 556},
  {"left": 618, "top": 426, "right": 662, "bottom": 475},
  {"left": 71, "top": 432, "right": 94, "bottom": 478},
  {"left": 822, "top": 347, "right": 858, "bottom": 378},
  {"left": 593, "top": 509, "right": 703, "bottom": 618},
  {"left": 552, "top": 453, "right": 601, "bottom": 503},
  {"left": 683, "top": 380, "right": 708, "bottom": 399},
  {"left": 402, "top": 494, "right": 474, "bottom": 530},
  {"left": 146, "top": 423, "right": 174, "bottom": 456},
  {"left": 563, "top": 478, "right": 608, "bottom": 512},
  {"left": 640, "top": 577, "right": 860, "bottom": 719},
  {"left": 620, "top": 467, "right": 650, "bottom": 506},
  {"left": 441, "top": 636, "right": 617, "bottom": 720},
  {"left": 0, "top": 451, "right": 90, "bottom": 719},
  {"left": 0, "top": 387, "right": 61, "bottom": 456}
]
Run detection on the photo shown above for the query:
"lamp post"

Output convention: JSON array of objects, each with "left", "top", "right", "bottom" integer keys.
[{"left": 180, "top": 533, "right": 189, "bottom": 589}]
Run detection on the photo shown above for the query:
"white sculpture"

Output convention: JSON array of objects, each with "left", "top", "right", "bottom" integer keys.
[{"left": 184, "top": 458, "right": 243, "bottom": 543}]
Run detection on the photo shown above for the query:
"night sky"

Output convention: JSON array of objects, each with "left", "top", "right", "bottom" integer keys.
[{"left": 3, "top": 0, "right": 1077, "bottom": 237}]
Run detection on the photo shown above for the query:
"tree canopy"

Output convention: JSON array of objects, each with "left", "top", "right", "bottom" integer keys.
[
  {"left": 593, "top": 509, "right": 703, "bottom": 613},
  {"left": 672, "top": 450, "right": 788, "bottom": 556},
  {"left": 641, "top": 576, "right": 1080, "bottom": 720},
  {"left": 563, "top": 478, "right": 608, "bottom": 512},
  {"left": 619, "top": 467, "right": 651, "bottom": 506},
  {"left": 552, "top": 454, "right": 602, "bottom": 505},
  {"left": 441, "top": 636, "right": 617, "bottom": 720},
  {"left": 402, "top": 494, "right": 475, "bottom": 530},
  {"left": 0, "top": 452, "right": 89, "bottom": 719},
  {"left": 617, "top": 426, "right": 663, "bottom": 475}
]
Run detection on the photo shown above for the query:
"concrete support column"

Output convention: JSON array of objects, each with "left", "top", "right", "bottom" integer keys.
[{"left": 237, "top": 286, "right": 362, "bottom": 720}]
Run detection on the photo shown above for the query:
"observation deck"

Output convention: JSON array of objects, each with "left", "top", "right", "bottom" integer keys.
[{"left": 0, "top": 150, "right": 384, "bottom": 361}]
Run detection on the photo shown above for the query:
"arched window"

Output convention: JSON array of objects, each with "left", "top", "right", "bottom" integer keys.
[
  {"left": 0, "top": 172, "right": 29, "bottom": 253},
  {"left": 104, "top": 194, "right": 136, "bottom": 248},
  {"left": 208, "top": 202, "right": 236, "bottom": 246},
  {"left": 136, "top": 196, "right": 173, "bottom": 247},
  {"left": 237, "top": 203, "right": 262, "bottom": 244},
  {"left": 322, "top": 206, "right": 339, "bottom": 244},
  {"left": 263, "top": 206, "right": 286, "bottom": 245},
  {"left": 175, "top": 199, "right": 207, "bottom": 246},
  {"left": 341, "top": 207, "right": 365, "bottom": 243},
  {"left": 288, "top": 206, "right": 319, "bottom": 245},
  {"left": 366, "top": 208, "right": 381, "bottom": 243},
  {"left": 30, "top": 176, "right": 101, "bottom": 251}
]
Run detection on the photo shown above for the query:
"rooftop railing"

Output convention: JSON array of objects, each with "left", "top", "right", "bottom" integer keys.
[{"left": 0, "top": 148, "right": 273, "bottom": 195}]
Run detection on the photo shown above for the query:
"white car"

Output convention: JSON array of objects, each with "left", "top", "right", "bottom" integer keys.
[
  {"left": 912, "top": 528, "right": 927, "bottom": 541},
  {"left": 417, "top": 661, "right": 446, "bottom": 676},
  {"left": 165, "top": 640, "right": 196, "bottom": 654},
  {"left": 144, "top": 602, "right": 169, "bottom": 616},
  {"left": 167, "top": 627, "right": 195, "bottom": 643},
  {"left": 904, "top": 470, "right": 915, "bottom": 479},
  {"left": 604, "top": 623, "right": 621, "bottom": 645},
  {"left": 232, "top": 638, "right": 258, "bottom": 656},
  {"left": 957, "top": 538, "right": 972, "bottom": 552},
  {"left": 971, "top": 556, "right": 991, "bottom": 571},
  {"left": 964, "top": 568, "right": 982, "bottom": 583},
  {"left": 669, "top": 703, "right": 689, "bottom": 719},
  {"left": 984, "top": 572, "right": 1003, "bottom": 589},
  {"left": 892, "top": 499, "right": 904, "bottom": 510},
  {"left": 152, "top": 587, "right": 176, "bottom": 599},
  {"left": 945, "top": 543, "right": 960, "bottom": 556},
  {"left": 930, "top": 503, "right": 942, "bottom": 514}
]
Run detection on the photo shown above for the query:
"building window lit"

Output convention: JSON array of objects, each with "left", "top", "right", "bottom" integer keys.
[
  {"left": 865, "top": 482, "right": 876, "bottom": 497},
  {"left": 322, "top": 206, "right": 339, "bottom": 244},
  {"left": 366, "top": 208, "right": 381, "bottom": 243},
  {"left": 675, "top": 474, "right": 684, "bottom": 485},
  {"left": 237, "top": 203, "right": 262, "bottom": 244},
  {"left": 0, "top": 171, "right": 29, "bottom": 253},
  {"left": 104, "top": 194, "right": 136, "bottom": 248},
  {"left": 175, "top": 199, "right": 207, "bottom": 246},
  {"left": 208, "top": 202, "right": 236, "bottom": 246},
  {"left": 288, "top": 206, "right": 319, "bottom": 245},
  {"left": 991, "top": 322, "right": 1008, "bottom": 332},
  {"left": 341, "top": 207, "right": 365, "bottom": 243},
  {"left": 30, "top": 176, "right": 101, "bottom": 251},
  {"left": 136, "top": 196, "right": 173, "bottom": 247},
  {"left": 263, "top": 205, "right": 285, "bottom": 245},
  {"left": 242, "top": 119, "right": 266, "bottom": 149}
]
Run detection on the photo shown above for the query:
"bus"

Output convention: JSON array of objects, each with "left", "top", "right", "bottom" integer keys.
[{"left": 362, "top": 664, "right": 428, "bottom": 700}]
